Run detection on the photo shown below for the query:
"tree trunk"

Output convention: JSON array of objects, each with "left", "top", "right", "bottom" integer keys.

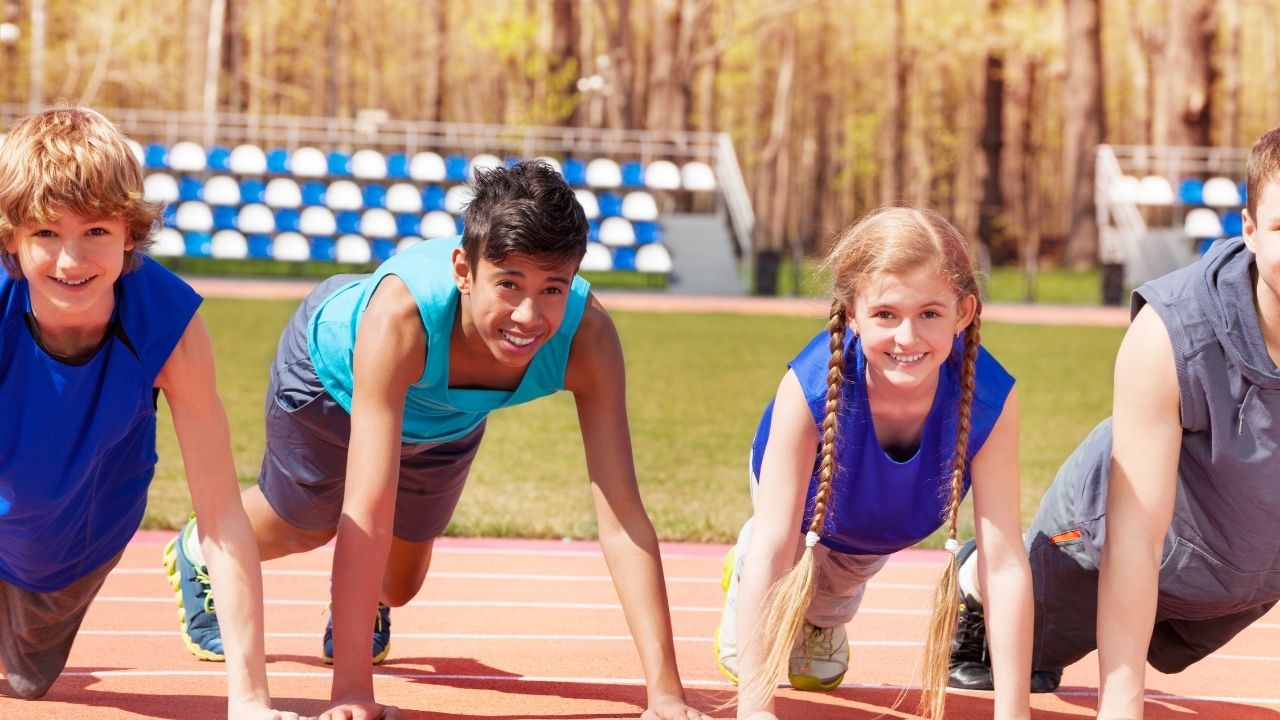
[
  {"left": 549, "top": 0, "right": 577, "bottom": 127},
  {"left": 1219, "top": 0, "right": 1240, "bottom": 148},
  {"left": 880, "top": 0, "right": 907, "bottom": 206},
  {"left": 977, "top": 0, "right": 1005, "bottom": 260},
  {"left": 1061, "top": 0, "right": 1103, "bottom": 269},
  {"left": 753, "top": 14, "right": 797, "bottom": 293},
  {"left": 1156, "top": 0, "right": 1216, "bottom": 149}
]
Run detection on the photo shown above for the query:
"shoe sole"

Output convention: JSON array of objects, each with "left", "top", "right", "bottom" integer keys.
[
  {"left": 713, "top": 546, "right": 739, "bottom": 685},
  {"left": 321, "top": 643, "right": 391, "bottom": 666},
  {"left": 162, "top": 536, "right": 225, "bottom": 663},
  {"left": 788, "top": 672, "right": 845, "bottom": 692}
]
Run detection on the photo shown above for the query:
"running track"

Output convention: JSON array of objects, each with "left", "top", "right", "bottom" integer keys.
[{"left": 11, "top": 283, "right": 1268, "bottom": 718}]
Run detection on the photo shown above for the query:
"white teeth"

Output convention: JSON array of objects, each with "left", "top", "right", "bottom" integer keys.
[
  {"left": 501, "top": 331, "right": 536, "bottom": 347},
  {"left": 55, "top": 277, "right": 89, "bottom": 286},
  {"left": 889, "top": 352, "right": 924, "bottom": 363}
]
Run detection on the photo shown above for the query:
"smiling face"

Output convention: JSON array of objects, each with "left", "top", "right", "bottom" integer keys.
[
  {"left": 1244, "top": 179, "right": 1280, "bottom": 324},
  {"left": 5, "top": 208, "right": 133, "bottom": 328},
  {"left": 453, "top": 246, "right": 577, "bottom": 368},
  {"left": 849, "top": 266, "right": 976, "bottom": 392}
]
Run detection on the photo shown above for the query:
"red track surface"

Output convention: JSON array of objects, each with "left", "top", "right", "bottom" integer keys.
[{"left": 3, "top": 533, "right": 1277, "bottom": 719}]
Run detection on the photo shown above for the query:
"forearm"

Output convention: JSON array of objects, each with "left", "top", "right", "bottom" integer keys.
[
  {"left": 198, "top": 515, "right": 272, "bottom": 714},
  {"left": 330, "top": 507, "right": 394, "bottom": 701},
  {"left": 597, "top": 520, "right": 687, "bottom": 705},
  {"left": 1097, "top": 532, "right": 1160, "bottom": 719},
  {"left": 979, "top": 552, "right": 1033, "bottom": 720}
]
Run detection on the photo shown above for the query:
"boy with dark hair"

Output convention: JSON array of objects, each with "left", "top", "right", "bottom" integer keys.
[
  {"left": 178, "top": 161, "right": 709, "bottom": 719},
  {"left": 0, "top": 107, "right": 294, "bottom": 718},
  {"left": 949, "top": 126, "right": 1280, "bottom": 719}
]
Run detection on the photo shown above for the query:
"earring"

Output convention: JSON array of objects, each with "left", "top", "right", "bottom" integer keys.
[{"left": 955, "top": 329, "right": 963, "bottom": 338}]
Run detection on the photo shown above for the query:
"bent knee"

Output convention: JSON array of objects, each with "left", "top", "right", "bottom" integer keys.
[{"left": 380, "top": 584, "right": 421, "bottom": 608}]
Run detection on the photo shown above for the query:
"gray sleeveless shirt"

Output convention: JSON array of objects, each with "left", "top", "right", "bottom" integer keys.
[{"left": 1067, "top": 238, "right": 1280, "bottom": 620}]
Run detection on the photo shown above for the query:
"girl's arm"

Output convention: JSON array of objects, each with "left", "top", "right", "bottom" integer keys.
[
  {"left": 968, "top": 387, "right": 1032, "bottom": 720},
  {"left": 564, "top": 298, "right": 709, "bottom": 720},
  {"left": 734, "top": 370, "right": 819, "bottom": 719},
  {"left": 158, "top": 314, "right": 301, "bottom": 720},
  {"left": 324, "top": 277, "right": 422, "bottom": 720}
]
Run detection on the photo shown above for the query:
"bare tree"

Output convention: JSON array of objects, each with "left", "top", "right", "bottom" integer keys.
[
  {"left": 1061, "top": 0, "right": 1103, "bottom": 269},
  {"left": 1154, "top": 0, "right": 1216, "bottom": 148}
]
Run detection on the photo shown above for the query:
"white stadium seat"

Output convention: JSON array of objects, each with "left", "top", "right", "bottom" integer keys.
[
  {"left": 1136, "top": 176, "right": 1174, "bottom": 205},
  {"left": 621, "top": 191, "right": 659, "bottom": 221},
  {"left": 579, "top": 243, "right": 614, "bottom": 272},
  {"left": 585, "top": 158, "right": 622, "bottom": 188},
  {"left": 409, "top": 151, "right": 447, "bottom": 182},
  {"left": 299, "top": 206, "right": 338, "bottom": 236},
  {"left": 150, "top": 227, "right": 186, "bottom": 257},
  {"left": 237, "top": 203, "right": 276, "bottom": 235},
  {"left": 444, "top": 185, "right": 473, "bottom": 215},
  {"left": 324, "top": 180, "right": 364, "bottom": 211},
  {"left": 229, "top": 144, "right": 268, "bottom": 175},
  {"left": 1108, "top": 175, "right": 1141, "bottom": 205},
  {"left": 175, "top": 201, "right": 213, "bottom": 232},
  {"left": 144, "top": 173, "right": 179, "bottom": 204},
  {"left": 534, "top": 155, "right": 562, "bottom": 174},
  {"left": 635, "top": 244, "right": 673, "bottom": 274},
  {"left": 574, "top": 189, "right": 600, "bottom": 220},
  {"left": 1184, "top": 208, "right": 1223, "bottom": 238},
  {"left": 1203, "top": 176, "right": 1242, "bottom": 207},
  {"left": 168, "top": 141, "right": 207, "bottom": 172},
  {"left": 681, "top": 161, "right": 716, "bottom": 191},
  {"left": 210, "top": 230, "right": 248, "bottom": 259},
  {"left": 599, "top": 217, "right": 635, "bottom": 247},
  {"left": 290, "top": 147, "right": 328, "bottom": 178},
  {"left": 271, "top": 232, "right": 311, "bottom": 261},
  {"left": 360, "top": 209, "right": 397, "bottom": 238},
  {"left": 336, "top": 234, "right": 372, "bottom": 264},
  {"left": 421, "top": 211, "right": 458, "bottom": 239},
  {"left": 644, "top": 160, "right": 681, "bottom": 191},
  {"left": 127, "top": 139, "right": 145, "bottom": 166},
  {"left": 395, "top": 236, "right": 423, "bottom": 254},
  {"left": 385, "top": 183, "right": 423, "bottom": 214},
  {"left": 203, "top": 175, "right": 242, "bottom": 206},
  {"left": 469, "top": 153, "right": 503, "bottom": 179},
  {"left": 264, "top": 178, "right": 302, "bottom": 208},
  {"left": 351, "top": 149, "right": 388, "bottom": 179}
]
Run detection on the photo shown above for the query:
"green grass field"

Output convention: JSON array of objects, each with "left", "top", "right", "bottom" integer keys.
[{"left": 147, "top": 298, "right": 1124, "bottom": 546}]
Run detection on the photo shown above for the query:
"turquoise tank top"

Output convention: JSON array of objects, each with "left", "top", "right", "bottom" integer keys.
[{"left": 308, "top": 236, "right": 591, "bottom": 443}]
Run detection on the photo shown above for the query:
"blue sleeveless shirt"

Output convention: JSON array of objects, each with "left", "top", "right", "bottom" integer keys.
[
  {"left": 0, "top": 257, "right": 201, "bottom": 591},
  {"left": 308, "top": 236, "right": 592, "bottom": 443},
  {"left": 752, "top": 330, "right": 1015, "bottom": 556}
]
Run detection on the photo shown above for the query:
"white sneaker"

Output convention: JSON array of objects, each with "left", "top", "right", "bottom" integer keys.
[
  {"left": 788, "top": 622, "right": 848, "bottom": 691},
  {"left": 714, "top": 544, "right": 741, "bottom": 682}
]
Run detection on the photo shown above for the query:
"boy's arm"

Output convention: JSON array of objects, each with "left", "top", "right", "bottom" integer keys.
[
  {"left": 732, "top": 370, "right": 815, "bottom": 718},
  {"left": 1097, "top": 305, "right": 1182, "bottom": 720},
  {"left": 564, "top": 297, "right": 709, "bottom": 720},
  {"left": 324, "top": 277, "right": 421, "bottom": 720},
  {"left": 967, "top": 388, "right": 1032, "bottom": 720},
  {"left": 157, "top": 314, "right": 297, "bottom": 720}
]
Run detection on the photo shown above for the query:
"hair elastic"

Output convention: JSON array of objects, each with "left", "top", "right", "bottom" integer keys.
[
  {"left": 805, "top": 530, "right": 821, "bottom": 548},
  {"left": 944, "top": 538, "right": 961, "bottom": 554}
]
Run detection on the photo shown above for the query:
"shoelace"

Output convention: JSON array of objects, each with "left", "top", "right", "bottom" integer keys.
[
  {"left": 191, "top": 565, "right": 216, "bottom": 615},
  {"left": 802, "top": 625, "right": 836, "bottom": 665}
]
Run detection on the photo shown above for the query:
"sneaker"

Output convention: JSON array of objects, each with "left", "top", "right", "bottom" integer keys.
[
  {"left": 163, "top": 516, "right": 224, "bottom": 661},
  {"left": 713, "top": 545, "right": 740, "bottom": 683},
  {"left": 322, "top": 603, "right": 392, "bottom": 665},
  {"left": 788, "top": 622, "right": 848, "bottom": 691},
  {"left": 946, "top": 538, "right": 1062, "bottom": 694}
]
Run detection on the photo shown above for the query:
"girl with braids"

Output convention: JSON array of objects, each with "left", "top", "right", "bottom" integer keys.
[{"left": 714, "top": 207, "right": 1032, "bottom": 720}]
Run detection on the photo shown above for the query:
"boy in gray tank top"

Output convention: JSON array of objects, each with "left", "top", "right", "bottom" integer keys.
[{"left": 948, "top": 126, "right": 1280, "bottom": 718}]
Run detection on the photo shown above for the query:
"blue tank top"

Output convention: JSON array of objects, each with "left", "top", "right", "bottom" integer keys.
[
  {"left": 752, "top": 330, "right": 1015, "bottom": 556},
  {"left": 308, "top": 236, "right": 592, "bottom": 443},
  {"left": 0, "top": 257, "right": 201, "bottom": 591}
]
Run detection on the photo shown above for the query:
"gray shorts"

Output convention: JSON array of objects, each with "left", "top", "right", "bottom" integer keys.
[
  {"left": 0, "top": 550, "right": 123, "bottom": 699},
  {"left": 258, "top": 275, "right": 485, "bottom": 543}
]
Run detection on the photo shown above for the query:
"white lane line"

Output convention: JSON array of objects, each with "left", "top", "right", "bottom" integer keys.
[{"left": 77, "top": 629, "right": 921, "bottom": 646}]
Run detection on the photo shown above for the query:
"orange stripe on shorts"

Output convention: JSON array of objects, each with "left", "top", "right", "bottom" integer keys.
[{"left": 1050, "top": 528, "right": 1082, "bottom": 545}]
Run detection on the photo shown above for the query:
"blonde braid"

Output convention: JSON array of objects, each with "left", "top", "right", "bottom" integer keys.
[
  {"left": 740, "top": 300, "right": 848, "bottom": 711},
  {"left": 918, "top": 312, "right": 982, "bottom": 720}
]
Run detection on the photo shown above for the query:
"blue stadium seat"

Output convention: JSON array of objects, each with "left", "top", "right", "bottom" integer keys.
[
  {"left": 505, "top": 155, "right": 522, "bottom": 169},
  {"left": 598, "top": 192, "right": 623, "bottom": 218},
  {"left": 561, "top": 158, "right": 586, "bottom": 186},
  {"left": 275, "top": 208, "right": 302, "bottom": 233},
  {"left": 310, "top": 236, "right": 337, "bottom": 261},
  {"left": 301, "top": 181, "right": 328, "bottom": 207},
  {"left": 1240, "top": 180, "right": 1248, "bottom": 206},
  {"left": 371, "top": 239, "right": 396, "bottom": 262},
  {"left": 396, "top": 213, "right": 421, "bottom": 237},
  {"left": 455, "top": 215, "right": 465, "bottom": 235},
  {"left": 612, "top": 246, "right": 637, "bottom": 271},
  {"left": 336, "top": 210, "right": 362, "bottom": 235},
  {"left": 207, "top": 145, "right": 232, "bottom": 172},
  {"left": 362, "top": 183, "right": 387, "bottom": 209},
  {"left": 178, "top": 176, "right": 204, "bottom": 202},
  {"left": 212, "top": 206, "right": 239, "bottom": 231},
  {"left": 266, "top": 148, "right": 291, "bottom": 174},
  {"left": 239, "top": 178, "right": 266, "bottom": 204},
  {"left": 587, "top": 218, "right": 600, "bottom": 243},
  {"left": 246, "top": 233, "right": 274, "bottom": 259},
  {"left": 328, "top": 150, "right": 352, "bottom": 177},
  {"left": 183, "top": 231, "right": 212, "bottom": 258},
  {"left": 386, "top": 153, "right": 411, "bottom": 179},
  {"left": 621, "top": 160, "right": 645, "bottom": 187},
  {"left": 1223, "top": 209, "right": 1244, "bottom": 237},
  {"left": 144, "top": 143, "right": 169, "bottom": 169},
  {"left": 633, "top": 221, "right": 663, "bottom": 245},
  {"left": 162, "top": 204, "right": 178, "bottom": 228},
  {"left": 445, "top": 154, "right": 470, "bottom": 183},
  {"left": 422, "top": 185, "right": 447, "bottom": 212},
  {"left": 1177, "top": 178, "right": 1205, "bottom": 205}
]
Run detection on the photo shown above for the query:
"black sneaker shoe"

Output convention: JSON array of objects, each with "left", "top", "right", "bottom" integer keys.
[
  {"left": 948, "top": 539, "right": 993, "bottom": 690},
  {"left": 1031, "top": 668, "right": 1062, "bottom": 693}
]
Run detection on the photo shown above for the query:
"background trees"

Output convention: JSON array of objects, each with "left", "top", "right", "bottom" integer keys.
[{"left": 0, "top": 0, "right": 1269, "bottom": 268}]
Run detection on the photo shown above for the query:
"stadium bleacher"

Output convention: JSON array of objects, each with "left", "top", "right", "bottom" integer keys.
[{"left": 134, "top": 141, "right": 721, "bottom": 278}]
